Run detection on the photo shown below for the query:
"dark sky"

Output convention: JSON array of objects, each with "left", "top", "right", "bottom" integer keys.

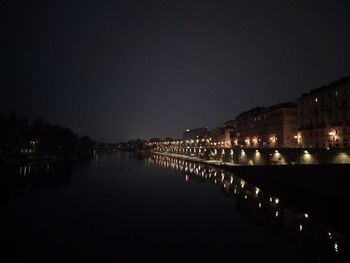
[{"left": 2, "top": 0, "right": 350, "bottom": 141}]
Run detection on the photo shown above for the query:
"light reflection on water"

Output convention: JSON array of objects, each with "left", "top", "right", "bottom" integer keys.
[
  {"left": 3, "top": 152, "right": 350, "bottom": 262},
  {"left": 17, "top": 162, "right": 53, "bottom": 177},
  {"left": 146, "top": 154, "right": 350, "bottom": 262}
]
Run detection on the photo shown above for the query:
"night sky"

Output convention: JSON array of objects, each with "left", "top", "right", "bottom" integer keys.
[{"left": 2, "top": 0, "right": 350, "bottom": 141}]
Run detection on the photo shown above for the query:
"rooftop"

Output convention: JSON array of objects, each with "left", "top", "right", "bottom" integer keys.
[{"left": 300, "top": 76, "right": 350, "bottom": 98}]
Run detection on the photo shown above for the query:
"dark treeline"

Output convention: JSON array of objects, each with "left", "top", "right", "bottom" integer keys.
[{"left": 0, "top": 112, "right": 93, "bottom": 159}]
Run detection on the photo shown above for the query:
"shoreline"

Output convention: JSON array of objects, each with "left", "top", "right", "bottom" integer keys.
[{"left": 150, "top": 151, "right": 237, "bottom": 167}]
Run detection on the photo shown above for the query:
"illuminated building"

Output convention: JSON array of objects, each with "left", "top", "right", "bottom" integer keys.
[
  {"left": 234, "top": 103, "right": 298, "bottom": 148},
  {"left": 205, "top": 121, "right": 236, "bottom": 148},
  {"left": 297, "top": 76, "right": 350, "bottom": 148}
]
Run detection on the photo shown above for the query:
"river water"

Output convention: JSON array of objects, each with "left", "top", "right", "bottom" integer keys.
[{"left": 2, "top": 152, "right": 349, "bottom": 262}]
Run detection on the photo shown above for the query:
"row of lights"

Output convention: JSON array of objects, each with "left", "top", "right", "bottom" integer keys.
[{"left": 153, "top": 128, "right": 341, "bottom": 148}]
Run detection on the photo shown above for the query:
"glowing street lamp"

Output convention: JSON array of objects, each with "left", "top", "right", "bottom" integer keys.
[
  {"left": 252, "top": 138, "right": 258, "bottom": 145},
  {"left": 269, "top": 136, "right": 277, "bottom": 146},
  {"left": 329, "top": 130, "right": 336, "bottom": 147},
  {"left": 329, "top": 131, "right": 336, "bottom": 136}
]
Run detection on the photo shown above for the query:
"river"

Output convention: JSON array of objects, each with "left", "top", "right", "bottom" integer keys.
[{"left": 2, "top": 151, "right": 348, "bottom": 262}]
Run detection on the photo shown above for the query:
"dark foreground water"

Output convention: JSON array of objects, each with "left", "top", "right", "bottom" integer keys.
[{"left": 2, "top": 152, "right": 349, "bottom": 262}]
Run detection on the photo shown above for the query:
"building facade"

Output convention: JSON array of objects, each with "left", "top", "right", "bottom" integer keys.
[
  {"left": 297, "top": 77, "right": 350, "bottom": 148},
  {"left": 207, "top": 127, "right": 228, "bottom": 147},
  {"left": 234, "top": 103, "right": 298, "bottom": 148}
]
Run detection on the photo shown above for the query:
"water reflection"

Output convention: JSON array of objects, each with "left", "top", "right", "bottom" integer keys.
[
  {"left": 146, "top": 154, "right": 350, "bottom": 263},
  {"left": 2, "top": 158, "right": 91, "bottom": 196}
]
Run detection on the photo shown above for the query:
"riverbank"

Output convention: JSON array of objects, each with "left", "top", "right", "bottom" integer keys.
[{"left": 150, "top": 151, "right": 236, "bottom": 166}]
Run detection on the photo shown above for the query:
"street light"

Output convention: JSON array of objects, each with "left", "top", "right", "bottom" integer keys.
[{"left": 329, "top": 130, "right": 336, "bottom": 147}]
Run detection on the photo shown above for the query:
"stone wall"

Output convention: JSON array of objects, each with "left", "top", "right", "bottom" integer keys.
[{"left": 162, "top": 147, "right": 350, "bottom": 165}]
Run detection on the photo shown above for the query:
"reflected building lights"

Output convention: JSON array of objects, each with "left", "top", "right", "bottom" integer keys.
[
  {"left": 240, "top": 180, "right": 245, "bottom": 188},
  {"left": 147, "top": 154, "right": 347, "bottom": 261},
  {"left": 255, "top": 187, "right": 260, "bottom": 195}
]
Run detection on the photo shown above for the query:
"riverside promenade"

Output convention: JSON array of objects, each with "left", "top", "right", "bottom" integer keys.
[{"left": 152, "top": 146, "right": 350, "bottom": 165}]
